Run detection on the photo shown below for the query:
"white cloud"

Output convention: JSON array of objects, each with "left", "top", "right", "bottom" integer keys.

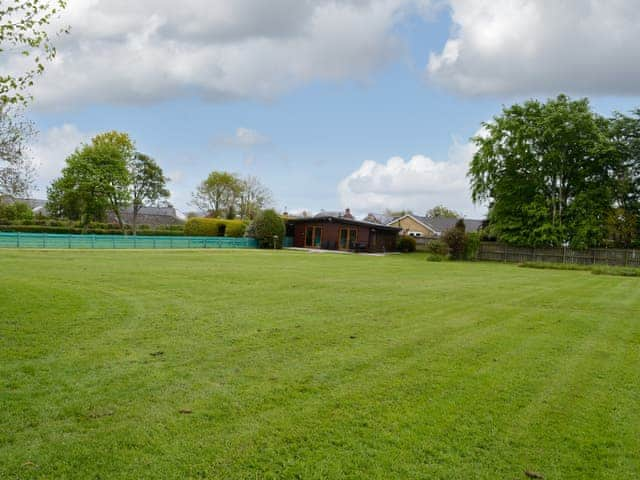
[
  {"left": 30, "top": 124, "right": 90, "bottom": 194},
  {"left": 338, "top": 135, "right": 485, "bottom": 217},
  {"left": 8, "top": 0, "right": 432, "bottom": 109},
  {"left": 427, "top": 0, "right": 640, "bottom": 95},
  {"left": 214, "top": 128, "right": 271, "bottom": 148}
]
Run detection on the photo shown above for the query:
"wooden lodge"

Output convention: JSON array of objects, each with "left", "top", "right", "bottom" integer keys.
[{"left": 286, "top": 210, "right": 401, "bottom": 253}]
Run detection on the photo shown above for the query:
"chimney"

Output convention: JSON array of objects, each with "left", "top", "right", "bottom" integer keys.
[{"left": 344, "top": 208, "right": 354, "bottom": 219}]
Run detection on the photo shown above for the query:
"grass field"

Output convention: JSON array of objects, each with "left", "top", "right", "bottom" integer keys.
[{"left": 1, "top": 250, "right": 639, "bottom": 479}]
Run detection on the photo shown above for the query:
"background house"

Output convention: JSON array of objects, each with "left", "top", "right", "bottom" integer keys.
[
  {"left": 388, "top": 214, "right": 484, "bottom": 238},
  {"left": 107, "top": 206, "right": 186, "bottom": 227}
]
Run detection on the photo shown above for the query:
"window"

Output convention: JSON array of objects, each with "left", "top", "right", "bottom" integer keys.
[
  {"left": 305, "top": 226, "right": 323, "bottom": 248},
  {"left": 339, "top": 228, "right": 358, "bottom": 250}
]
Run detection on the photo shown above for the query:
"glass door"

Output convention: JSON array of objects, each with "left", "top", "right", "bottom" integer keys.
[
  {"left": 339, "top": 228, "right": 358, "bottom": 250},
  {"left": 305, "top": 226, "right": 323, "bottom": 248}
]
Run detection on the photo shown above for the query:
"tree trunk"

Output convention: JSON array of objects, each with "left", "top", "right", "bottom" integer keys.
[{"left": 132, "top": 206, "right": 138, "bottom": 236}]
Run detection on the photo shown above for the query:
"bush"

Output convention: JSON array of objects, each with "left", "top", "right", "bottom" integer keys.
[
  {"left": 397, "top": 236, "right": 417, "bottom": 253},
  {"left": 184, "top": 218, "right": 247, "bottom": 237},
  {"left": 425, "top": 240, "right": 449, "bottom": 256},
  {"left": 0, "top": 202, "right": 34, "bottom": 222},
  {"left": 0, "top": 224, "right": 185, "bottom": 236},
  {"left": 426, "top": 253, "right": 446, "bottom": 262},
  {"left": 251, "top": 209, "right": 285, "bottom": 248},
  {"left": 463, "top": 232, "right": 480, "bottom": 261},
  {"left": 443, "top": 219, "right": 467, "bottom": 260}
]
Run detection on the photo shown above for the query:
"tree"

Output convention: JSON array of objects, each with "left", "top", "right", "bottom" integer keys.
[
  {"left": 1, "top": 0, "right": 69, "bottom": 105},
  {"left": 610, "top": 109, "right": 640, "bottom": 245},
  {"left": 443, "top": 219, "right": 466, "bottom": 260},
  {"left": 427, "top": 205, "right": 460, "bottom": 218},
  {"left": 385, "top": 208, "right": 412, "bottom": 217},
  {"left": 0, "top": 200, "right": 33, "bottom": 220},
  {"left": 192, "top": 171, "right": 241, "bottom": 218},
  {"left": 470, "top": 95, "right": 618, "bottom": 248},
  {"left": 0, "top": 107, "right": 35, "bottom": 197},
  {"left": 130, "top": 153, "right": 169, "bottom": 235},
  {"left": 47, "top": 132, "right": 132, "bottom": 230},
  {"left": 238, "top": 175, "right": 272, "bottom": 220},
  {"left": 252, "top": 208, "right": 285, "bottom": 248}
]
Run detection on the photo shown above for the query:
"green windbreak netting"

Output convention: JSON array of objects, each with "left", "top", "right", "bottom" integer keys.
[{"left": 0, "top": 233, "right": 258, "bottom": 250}]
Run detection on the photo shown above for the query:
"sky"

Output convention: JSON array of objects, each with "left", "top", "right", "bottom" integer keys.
[{"left": 13, "top": 0, "right": 640, "bottom": 218}]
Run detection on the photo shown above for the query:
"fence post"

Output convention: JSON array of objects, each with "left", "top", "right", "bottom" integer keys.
[
  {"left": 153, "top": 238, "right": 156, "bottom": 249},
  {"left": 503, "top": 244, "right": 507, "bottom": 263},
  {"left": 68, "top": 234, "right": 72, "bottom": 249},
  {"left": 188, "top": 238, "right": 191, "bottom": 249},
  {"left": 16, "top": 232, "right": 20, "bottom": 248},
  {"left": 170, "top": 237, "right": 173, "bottom": 249},
  {"left": 92, "top": 234, "right": 95, "bottom": 249},
  {"left": 112, "top": 236, "right": 115, "bottom": 249},
  {"left": 43, "top": 234, "right": 46, "bottom": 248},
  {"left": 562, "top": 246, "right": 566, "bottom": 264}
]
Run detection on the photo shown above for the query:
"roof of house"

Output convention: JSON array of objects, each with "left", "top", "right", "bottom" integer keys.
[
  {"left": 288, "top": 214, "right": 402, "bottom": 232},
  {"left": 390, "top": 214, "right": 485, "bottom": 234},
  {"left": 363, "top": 213, "right": 398, "bottom": 225},
  {"left": 121, "top": 206, "right": 185, "bottom": 219}
]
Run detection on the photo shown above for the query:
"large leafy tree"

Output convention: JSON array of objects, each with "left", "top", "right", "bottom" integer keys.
[
  {"left": 1, "top": 0, "right": 69, "bottom": 105},
  {"left": 470, "top": 95, "right": 619, "bottom": 248},
  {"left": 130, "top": 153, "right": 170, "bottom": 235},
  {"left": 47, "top": 132, "right": 133, "bottom": 230},
  {"left": 192, "top": 171, "right": 242, "bottom": 218},
  {"left": 609, "top": 109, "right": 640, "bottom": 246}
]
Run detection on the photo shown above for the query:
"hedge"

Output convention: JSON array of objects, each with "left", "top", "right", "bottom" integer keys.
[
  {"left": 0, "top": 225, "right": 185, "bottom": 236},
  {"left": 183, "top": 218, "right": 247, "bottom": 237}
]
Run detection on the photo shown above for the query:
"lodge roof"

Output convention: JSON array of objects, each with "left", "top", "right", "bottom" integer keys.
[{"left": 287, "top": 214, "right": 402, "bottom": 232}]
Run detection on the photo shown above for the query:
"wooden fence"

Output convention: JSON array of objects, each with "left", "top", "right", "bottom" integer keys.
[{"left": 477, "top": 242, "right": 640, "bottom": 268}]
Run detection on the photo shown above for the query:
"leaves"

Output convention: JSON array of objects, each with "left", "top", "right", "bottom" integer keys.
[
  {"left": 46, "top": 132, "right": 133, "bottom": 227},
  {"left": 192, "top": 172, "right": 272, "bottom": 220},
  {"left": 469, "top": 95, "right": 620, "bottom": 248},
  {"left": 0, "top": 0, "right": 69, "bottom": 105}
]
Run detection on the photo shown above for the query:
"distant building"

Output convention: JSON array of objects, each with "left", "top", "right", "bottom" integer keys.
[
  {"left": 387, "top": 214, "right": 484, "bottom": 238},
  {"left": 363, "top": 212, "right": 398, "bottom": 225},
  {"left": 286, "top": 209, "right": 400, "bottom": 253},
  {"left": 108, "top": 206, "right": 186, "bottom": 227}
]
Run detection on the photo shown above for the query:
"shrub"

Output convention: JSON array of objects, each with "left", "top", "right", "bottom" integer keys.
[
  {"left": 184, "top": 218, "right": 247, "bottom": 237},
  {"left": 0, "top": 225, "right": 185, "bottom": 236},
  {"left": 426, "top": 253, "right": 446, "bottom": 262},
  {"left": 251, "top": 209, "right": 285, "bottom": 248},
  {"left": 425, "top": 240, "right": 449, "bottom": 256},
  {"left": 224, "top": 220, "right": 247, "bottom": 238},
  {"left": 463, "top": 232, "right": 480, "bottom": 261},
  {"left": 443, "top": 219, "right": 467, "bottom": 260},
  {"left": 0, "top": 202, "right": 34, "bottom": 222},
  {"left": 397, "top": 236, "right": 417, "bottom": 253}
]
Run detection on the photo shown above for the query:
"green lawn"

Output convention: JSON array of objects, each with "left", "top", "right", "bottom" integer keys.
[{"left": 1, "top": 250, "right": 638, "bottom": 479}]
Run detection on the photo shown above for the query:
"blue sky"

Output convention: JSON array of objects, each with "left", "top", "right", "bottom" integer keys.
[{"left": 23, "top": 1, "right": 640, "bottom": 218}]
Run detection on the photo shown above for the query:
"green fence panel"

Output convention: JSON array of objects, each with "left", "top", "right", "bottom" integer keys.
[{"left": 0, "top": 233, "right": 258, "bottom": 250}]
